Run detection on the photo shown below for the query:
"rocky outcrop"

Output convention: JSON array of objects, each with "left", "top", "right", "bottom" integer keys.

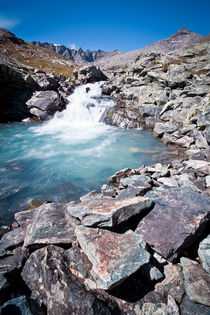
[{"left": 73, "top": 65, "right": 108, "bottom": 84}]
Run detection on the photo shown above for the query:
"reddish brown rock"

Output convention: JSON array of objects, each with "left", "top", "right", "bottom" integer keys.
[
  {"left": 21, "top": 245, "right": 120, "bottom": 314},
  {"left": 67, "top": 196, "right": 152, "bottom": 227},
  {"left": 15, "top": 203, "right": 80, "bottom": 248},
  {"left": 136, "top": 187, "right": 210, "bottom": 261},
  {"left": 181, "top": 257, "right": 210, "bottom": 306},
  {"left": 75, "top": 226, "right": 150, "bottom": 290}
]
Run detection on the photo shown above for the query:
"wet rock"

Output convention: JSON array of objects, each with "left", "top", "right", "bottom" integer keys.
[
  {"left": 22, "top": 245, "right": 119, "bottom": 314},
  {"left": 155, "top": 264, "right": 185, "bottom": 304},
  {"left": 67, "top": 196, "right": 152, "bottom": 228},
  {"left": 198, "top": 234, "right": 210, "bottom": 273},
  {"left": 180, "top": 296, "right": 210, "bottom": 315},
  {"left": 181, "top": 257, "right": 210, "bottom": 306},
  {"left": 75, "top": 226, "right": 150, "bottom": 290},
  {"left": 15, "top": 203, "right": 80, "bottom": 248},
  {"left": 153, "top": 123, "right": 176, "bottom": 137},
  {"left": 26, "top": 90, "right": 66, "bottom": 121},
  {"left": 136, "top": 187, "right": 210, "bottom": 261},
  {"left": 0, "top": 227, "right": 24, "bottom": 251}
]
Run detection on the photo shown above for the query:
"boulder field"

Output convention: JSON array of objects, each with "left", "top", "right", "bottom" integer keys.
[{"left": 0, "top": 35, "right": 210, "bottom": 314}]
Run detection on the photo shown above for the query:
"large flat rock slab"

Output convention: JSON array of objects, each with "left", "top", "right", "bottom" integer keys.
[
  {"left": 67, "top": 196, "right": 152, "bottom": 227},
  {"left": 75, "top": 226, "right": 150, "bottom": 290},
  {"left": 15, "top": 203, "right": 80, "bottom": 248},
  {"left": 135, "top": 187, "right": 210, "bottom": 261}
]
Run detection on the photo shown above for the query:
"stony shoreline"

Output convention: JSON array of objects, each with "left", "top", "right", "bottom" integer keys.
[{"left": 0, "top": 33, "right": 210, "bottom": 314}]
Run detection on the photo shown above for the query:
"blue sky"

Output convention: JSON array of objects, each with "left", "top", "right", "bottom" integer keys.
[{"left": 0, "top": 0, "right": 209, "bottom": 52}]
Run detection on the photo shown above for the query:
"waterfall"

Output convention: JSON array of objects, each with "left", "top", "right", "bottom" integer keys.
[{"left": 33, "top": 82, "right": 115, "bottom": 141}]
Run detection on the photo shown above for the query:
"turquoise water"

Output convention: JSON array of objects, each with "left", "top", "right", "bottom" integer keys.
[{"left": 0, "top": 122, "right": 175, "bottom": 225}]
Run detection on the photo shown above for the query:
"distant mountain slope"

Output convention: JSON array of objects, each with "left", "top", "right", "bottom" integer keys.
[
  {"left": 32, "top": 41, "right": 123, "bottom": 65},
  {"left": 0, "top": 28, "right": 75, "bottom": 76},
  {"left": 94, "top": 27, "right": 203, "bottom": 69}
]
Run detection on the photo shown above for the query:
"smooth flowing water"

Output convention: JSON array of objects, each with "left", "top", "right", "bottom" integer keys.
[{"left": 0, "top": 83, "right": 176, "bottom": 225}]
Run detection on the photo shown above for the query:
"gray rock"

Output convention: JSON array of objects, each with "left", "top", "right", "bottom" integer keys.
[
  {"left": 198, "top": 234, "right": 210, "bottom": 274},
  {"left": 136, "top": 187, "right": 210, "bottom": 261},
  {"left": 0, "top": 227, "right": 24, "bottom": 250},
  {"left": 153, "top": 123, "right": 176, "bottom": 137},
  {"left": 75, "top": 226, "right": 150, "bottom": 290},
  {"left": 26, "top": 90, "right": 65, "bottom": 120},
  {"left": 75, "top": 65, "right": 108, "bottom": 83},
  {"left": 15, "top": 203, "right": 80, "bottom": 248},
  {"left": 180, "top": 296, "right": 210, "bottom": 315},
  {"left": 67, "top": 196, "right": 152, "bottom": 228},
  {"left": 184, "top": 160, "right": 210, "bottom": 174},
  {"left": 181, "top": 257, "right": 210, "bottom": 306},
  {"left": 120, "top": 174, "right": 152, "bottom": 187},
  {"left": 141, "top": 302, "right": 168, "bottom": 314},
  {"left": 21, "top": 245, "right": 119, "bottom": 314},
  {"left": 175, "top": 136, "right": 194, "bottom": 148},
  {"left": 157, "top": 177, "right": 178, "bottom": 187}
]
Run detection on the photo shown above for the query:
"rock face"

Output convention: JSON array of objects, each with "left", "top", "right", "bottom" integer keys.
[
  {"left": 135, "top": 187, "right": 210, "bottom": 261},
  {"left": 26, "top": 90, "right": 66, "bottom": 120},
  {"left": 75, "top": 226, "right": 150, "bottom": 290},
  {"left": 15, "top": 203, "right": 80, "bottom": 248},
  {"left": 22, "top": 245, "right": 119, "bottom": 314},
  {"left": 67, "top": 196, "right": 152, "bottom": 227},
  {"left": 181, "top": 257, "right": 210, "bottom": 306}
]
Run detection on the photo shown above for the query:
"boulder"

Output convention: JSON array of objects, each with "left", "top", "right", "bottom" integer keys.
[
  {"left": 198, "top": 234, "right": 210, "bottom": 274},
  {"left": 135, "top": 187, "right": 210, "bottom": 261},
  {"left": 26, "top": 90, "right": 66, "bottom": 120},
  {"left": 15, "top": 203, "right": 80, "bottom": 248},
  {"left": 67, "top": 196, "right": 152, "bottom": 228},
  {"left": 153, "top": 123, "right": 176, "bottom": 137},
  {"left": 21, "top": 245, "right": 119, "bottom": 314},
  {"left": 75, "top": 226, "right": 150, "bottom": 290},
  {"left": 0, "top": 227, "right": 24, "bottom": 251},
  {"left": 180, "top": 296, "right": 210, "bottom": 315},
  {"left": 181, "top": 257, "right": 210, "bottom": 306},
  {"left": 0, "top": 247, "right": 28, "bottom": 290},
  {"left": 75, "top": 65, "right": 108, "bottom": 83},
  {"left": 155, "top": 264, "right": 185, "bottom": 304}
]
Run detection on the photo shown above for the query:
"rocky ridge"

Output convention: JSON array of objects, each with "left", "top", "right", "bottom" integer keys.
[
  {"left": 0, "top": 29, "right": 210, "bottom": 314},
  {"left": 32, "top": 41, "right": 123, "bottom": 65}
]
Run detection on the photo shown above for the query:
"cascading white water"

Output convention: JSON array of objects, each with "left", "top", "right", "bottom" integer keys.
[{"left": 33, "top": 82, "right": 115, "bottom": 142}]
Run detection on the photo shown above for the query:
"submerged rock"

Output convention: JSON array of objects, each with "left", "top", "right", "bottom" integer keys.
[
  {"left": 135, "top": 187, "right": 210, "bottom": 261},
  {"left": 75, "top": 226, "right": 150, "bottom": 290},
  {"left": 67, "top": 196, "right": 152, "bottom": 227}
]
